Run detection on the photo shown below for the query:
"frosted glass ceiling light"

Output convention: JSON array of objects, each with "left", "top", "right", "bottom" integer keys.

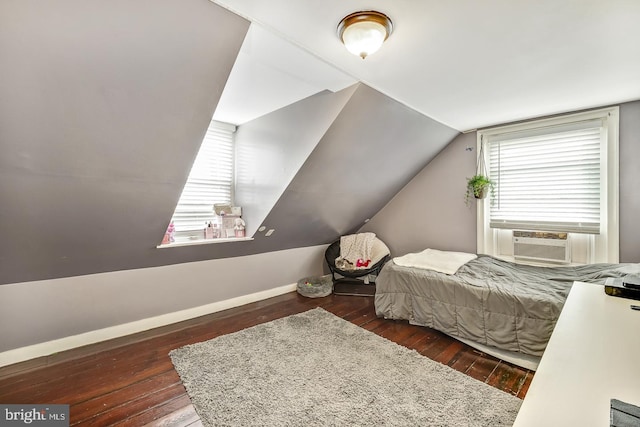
[{"left": 338, "top": 11, "right": 393, "bottom": 59}]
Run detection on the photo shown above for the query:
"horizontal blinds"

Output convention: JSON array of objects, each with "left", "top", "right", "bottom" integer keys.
[
  {"left": 488, "top": 119, "right": 604, "bottom": 234},
  {"left": 171, "top": 121, "right": 236, "bottom": 232}
]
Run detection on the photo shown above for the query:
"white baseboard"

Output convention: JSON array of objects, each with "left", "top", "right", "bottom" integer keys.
[{"left": 0, "top": 282, "right": 297, "bottom": 368}]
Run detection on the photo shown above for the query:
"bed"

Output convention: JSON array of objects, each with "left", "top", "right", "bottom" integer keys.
[{"left": 375, "top": 250, "right": 640, "bottom": 366}]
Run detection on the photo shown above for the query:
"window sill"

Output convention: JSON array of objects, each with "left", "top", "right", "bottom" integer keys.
[{"left": 156, "top": 236, "right": 253, "bottom": 249}]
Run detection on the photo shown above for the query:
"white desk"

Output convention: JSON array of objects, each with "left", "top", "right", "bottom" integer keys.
[{"left": 513, "top": 281, "right": 640, "bottom": 426}]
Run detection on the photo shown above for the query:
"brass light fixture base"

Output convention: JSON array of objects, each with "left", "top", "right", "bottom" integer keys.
[{"left": 337, "top": 11, "right": 393, "bottom": 59}]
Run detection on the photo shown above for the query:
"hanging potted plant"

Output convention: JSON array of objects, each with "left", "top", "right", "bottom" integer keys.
[
  {"left": 465, "top": 174, "right": 495, "bottom": 205},
  {"left": 465, "top": 138, "right": 495, "bottom": 206}
]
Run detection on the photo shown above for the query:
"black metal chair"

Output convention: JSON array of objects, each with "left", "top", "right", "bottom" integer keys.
[{"left": 324, "top": 238, "right": 390, "bottom": 296}]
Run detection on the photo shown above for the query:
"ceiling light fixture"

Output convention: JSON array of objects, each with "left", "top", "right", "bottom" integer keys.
[{"left": 337, "top": 11, "right": 393, "bottom": 59}]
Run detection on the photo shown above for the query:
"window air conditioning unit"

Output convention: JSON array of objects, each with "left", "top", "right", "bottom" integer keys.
[{"left": 513, "top": 231, "right": 570, "bottom": 264}]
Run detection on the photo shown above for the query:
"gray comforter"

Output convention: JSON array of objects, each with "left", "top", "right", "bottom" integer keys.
[{"left": 375, "top": 255, "right": 639, "bottom": 356}]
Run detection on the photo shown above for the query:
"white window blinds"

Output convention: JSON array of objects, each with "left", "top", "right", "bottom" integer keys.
[
  {"left": 487, "top": 118, "right": 605, "bottom": 234},
  {"left": 171, "top": 120, "right": 236, "bottom": 232}
]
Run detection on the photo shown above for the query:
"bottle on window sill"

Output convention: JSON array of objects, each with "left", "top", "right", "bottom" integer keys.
[
  {"left": 234, "top": 218, "right": 246, "bottom": 238},
  {"left": 205, "top": 222, "right": 214, "bottom": 239}
]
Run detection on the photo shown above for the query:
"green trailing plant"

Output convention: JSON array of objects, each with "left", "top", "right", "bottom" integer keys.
[{"left": 465, "top": 174, "right": 495, "bottom": 206}]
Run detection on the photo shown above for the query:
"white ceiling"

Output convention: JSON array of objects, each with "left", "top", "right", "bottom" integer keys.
[{"left": 212, "top": 0, "right": 640, "bottom": 131}]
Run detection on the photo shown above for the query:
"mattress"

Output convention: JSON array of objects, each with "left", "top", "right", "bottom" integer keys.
[{"left": 375, "top": 255, "right": 639, "bottom": 357}]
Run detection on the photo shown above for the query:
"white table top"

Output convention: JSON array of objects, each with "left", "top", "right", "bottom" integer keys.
[{"left": 513, "top": 281, "right": 640, "bottom": 426}]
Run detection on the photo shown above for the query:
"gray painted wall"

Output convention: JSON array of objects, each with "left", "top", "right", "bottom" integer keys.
[
  {"left": 0, "top": 74, "right": 459, "bottom": 353},
  {"left": 253, "top": 84, "right": 460, "bottom": 249},
  {"left": 235, "top": 86, "right": 357, "bottom": 237},
  {"left": 0, "top": 31, "right": 458, "bottom": 286},
  {"left": 0, "top": 0, "right": 250, "bottom": 284},
  {"left": 360, "top": 133, "right": 477, "bottom": 256},
  {"left": 363, "top": 101, "right": 640, "bottom": 262},
  {"left": 0, "top": 245, "right": 328, "bottom": 353},
  {"left": 619, "top": 100, "right": 640, "bottom": 262}
]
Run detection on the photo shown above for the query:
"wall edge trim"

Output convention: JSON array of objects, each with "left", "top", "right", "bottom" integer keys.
[{"left": 0, "top": 282, "right": 297, "bottom": 368}]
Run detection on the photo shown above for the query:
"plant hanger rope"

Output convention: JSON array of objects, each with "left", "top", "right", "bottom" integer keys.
[{"left": 477, "top": 135, "right": 487, "bottom": 176}]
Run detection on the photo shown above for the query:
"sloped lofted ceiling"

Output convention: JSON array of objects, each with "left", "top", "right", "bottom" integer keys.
[
  {"left": 212, "top": 24, "right": 357, "bottom": 125},
  {"left": 213, "top": 0, "right": 640, "bottom": 131},
  {"left": 0, "top": 0, "right": 459, "bottom": 285},
  {"left": 0, "top": 0, "right": 251, "bottom": 284}
]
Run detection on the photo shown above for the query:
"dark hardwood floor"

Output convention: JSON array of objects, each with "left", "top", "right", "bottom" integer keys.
[{"left": 0, "top": 292, "right": 533, "bottom": 426}]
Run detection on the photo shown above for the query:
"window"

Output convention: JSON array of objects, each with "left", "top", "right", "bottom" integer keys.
[
  {"left": 170, "top": 120, "right": 236, "bottom": 239},
  {"left": 477, "top": 107, "right": 619, "bottom": 264},
  {"left": 488, "top": 120, "right": 603, "bottom": 234}
]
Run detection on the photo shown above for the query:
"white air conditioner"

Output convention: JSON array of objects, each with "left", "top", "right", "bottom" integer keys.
[{"left": 513, "top": 231, "right": 570, "bottom": 264}]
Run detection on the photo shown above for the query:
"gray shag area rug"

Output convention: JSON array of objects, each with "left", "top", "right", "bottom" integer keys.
[{"left": 169, "top": 308, "right": 521, "bottom": 426}]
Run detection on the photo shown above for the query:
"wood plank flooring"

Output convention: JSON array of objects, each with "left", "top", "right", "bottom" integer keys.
[{"left": 0, "top": 292, "right": 533, "bottom": 426}]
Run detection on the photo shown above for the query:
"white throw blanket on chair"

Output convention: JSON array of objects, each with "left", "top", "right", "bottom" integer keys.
[{"left": 336, "top": 232, "right": 377, "bottom": 270}]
